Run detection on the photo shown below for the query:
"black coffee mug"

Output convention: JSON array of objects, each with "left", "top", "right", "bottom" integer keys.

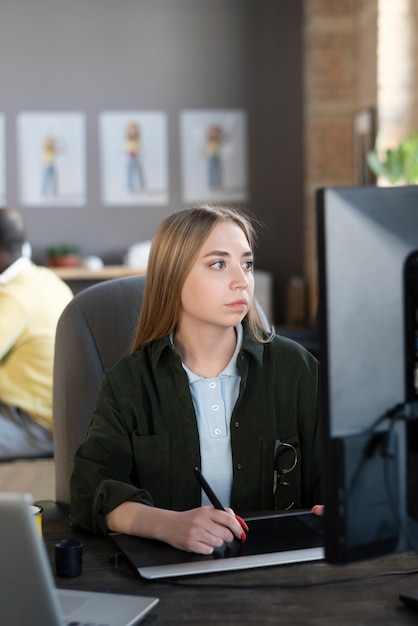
[{"left": 55, "top": 538, "right": 83, "bottom": 577}]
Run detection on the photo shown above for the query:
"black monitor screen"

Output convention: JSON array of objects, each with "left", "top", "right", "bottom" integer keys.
[{"left": 317, "top": 185, "right": 418, "bottom": 563}]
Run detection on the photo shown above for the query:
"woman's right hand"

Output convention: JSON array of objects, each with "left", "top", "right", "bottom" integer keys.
[
  {"left": 106, "top": 502, "right": 246, "bottom": 555},
  {"left": 160, "top": 506, "right": 245, "bottom": 554}
]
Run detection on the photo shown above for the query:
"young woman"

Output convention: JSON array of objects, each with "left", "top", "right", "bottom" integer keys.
[{"left": 70, "top": 204, "right": 321, "bottom": 554}]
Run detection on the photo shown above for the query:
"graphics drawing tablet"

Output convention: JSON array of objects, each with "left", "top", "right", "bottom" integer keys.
[{"left": 111, "top": 510, "right": 324, "bottom": 579}]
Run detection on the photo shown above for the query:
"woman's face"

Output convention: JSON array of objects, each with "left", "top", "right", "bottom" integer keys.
[{"left": 178, "top": 220, "right": 255, "bottom": 332}]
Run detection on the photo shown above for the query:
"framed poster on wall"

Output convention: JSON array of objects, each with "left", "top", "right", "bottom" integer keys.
[
  {"left": 99, "top": 111, "right": 169, "bottom": 206},
  {"left": 0, "top": 114, "right": 5, "bottom": 205},
  {"left": 180, "top": 109, "right": 248, "bottom": 204},
  {"left": 17, "top": 112, "right": 86, "bottom": 207}
]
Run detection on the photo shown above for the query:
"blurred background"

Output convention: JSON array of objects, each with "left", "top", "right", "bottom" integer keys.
[{"left": 1, "top": 0, "right": 417, "bottom": 325}]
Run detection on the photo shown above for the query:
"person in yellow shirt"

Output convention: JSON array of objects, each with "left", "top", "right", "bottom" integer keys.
[{"left": 0, "top": 208, "right": 73, "bottom": 458}]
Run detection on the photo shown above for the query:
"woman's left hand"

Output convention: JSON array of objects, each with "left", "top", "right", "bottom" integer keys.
[{"left": 311, "top": 505, "right": 324, "bottom": 516}]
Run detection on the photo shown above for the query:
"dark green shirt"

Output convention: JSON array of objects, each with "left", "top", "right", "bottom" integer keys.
[{"left": 70, "top": 323, "right": 321, "bottom": 534}]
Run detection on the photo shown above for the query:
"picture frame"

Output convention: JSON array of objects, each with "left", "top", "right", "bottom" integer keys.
[
  {"left": 99, "top": 111, "right": 169, "bottom": 207},
  {"left": 17, "top": 112, "right": 86, "bottom": 207},
  {"left": 0, "top": 113, "right": 5, "bottom": 205},
  {"left": 353, "top": 108, "right": 376, "bottom": 186},
  {"left": 180, "top": 109, "right": 248, "bottom": 203}
]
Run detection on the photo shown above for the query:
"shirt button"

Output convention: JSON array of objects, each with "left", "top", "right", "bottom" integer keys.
[
  {"left": 209, "top": 382, "right": 216, "bottom": 388},
  {"left": 214, "top": 428, "right": 222, "bottom": 435},
  {"left": 236, "top": 463, "right": 242, "bottom": 470},
  {"left": 212, "top": 404, "right": 220, "bottom": 411},
  {"left": 234, "top": 421, "right": 240, "bottom": 428}
]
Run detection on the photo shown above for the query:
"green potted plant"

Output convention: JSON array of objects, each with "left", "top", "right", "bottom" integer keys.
[
  {"left": 47, "top": 243, "right": 81, "bottom": 268},
  {"left": 367, "top": 133, "right": 418, "bottom": 184}
]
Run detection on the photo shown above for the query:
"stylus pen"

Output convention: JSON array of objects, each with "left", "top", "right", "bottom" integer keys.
[
  {"left": 193, "top": 467, "right": 249, "bottom": 540},
  {"left": 193, "top": 466, "right": 225, "bottom": 510}
]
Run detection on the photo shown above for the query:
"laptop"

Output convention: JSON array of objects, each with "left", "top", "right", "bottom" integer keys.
[
  {"left": 112, "top": 510, "right": 324, "bottom": 579},
  {"left": 0, "top": 492, "right": 159, "bottom": 626}
]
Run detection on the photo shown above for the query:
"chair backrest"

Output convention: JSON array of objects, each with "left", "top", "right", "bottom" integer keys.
[
  {"left": 53, "top": 275, "right": 146, "bottom": 506},
  {"left": 53, "top": 274, "right": 271, "bottom": 507}
]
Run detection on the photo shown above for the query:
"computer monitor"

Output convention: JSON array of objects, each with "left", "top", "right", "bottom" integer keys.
[{"left": 317, "top": 185, "right": 418, "bottom": 564}]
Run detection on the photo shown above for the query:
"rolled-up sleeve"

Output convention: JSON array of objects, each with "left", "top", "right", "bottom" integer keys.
[{"left": 70, "top": 371, "right": 154, "bottom": 535}]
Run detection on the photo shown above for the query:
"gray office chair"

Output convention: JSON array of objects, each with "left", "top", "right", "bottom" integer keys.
[
  {"left": 53, "top": 275, "right": 271, "bottom": 507},
  {"left": 53, "top": 275, "right": 146, "bottom": 506}
]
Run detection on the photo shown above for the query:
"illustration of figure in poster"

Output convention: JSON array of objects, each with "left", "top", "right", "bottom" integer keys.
[
  {"left": 41, "top": 134, "right": 61, "bottom": 197},
  {"left": 125, "top": 121, "right": 145, "bottom": 192},
  {"left": 205, "top": 124, "right": 225, "bottom": 190}
]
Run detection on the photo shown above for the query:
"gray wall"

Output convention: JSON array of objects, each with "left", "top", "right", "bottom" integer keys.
[
  {"left": 1, "top": 0, "right": 303, "bottom": 323},
  {"left": 250, "top": 1, "right": 304, "bottom": 322}
]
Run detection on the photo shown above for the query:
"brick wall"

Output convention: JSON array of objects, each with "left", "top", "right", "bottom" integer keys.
[
  {"left": 354, "top": 1, "right": 378, "bottom": 110},
  {"left": 304, "top": 0, "right": 418, "bottom": 320},
  {"left": 302, "top": 0, "right": 418, "bottom": 321},
  {"left": 303, "top": 0, "right": 359, "bottom": 320}
]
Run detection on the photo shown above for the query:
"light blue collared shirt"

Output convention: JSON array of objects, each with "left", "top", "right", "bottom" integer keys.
[{"left": 173, "top": 325, "right": 243, "bottom": 507}]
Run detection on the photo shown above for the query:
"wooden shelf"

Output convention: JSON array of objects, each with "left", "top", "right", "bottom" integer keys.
[{"left": 51, "top": 265, "right": 146, "bottom": 280}]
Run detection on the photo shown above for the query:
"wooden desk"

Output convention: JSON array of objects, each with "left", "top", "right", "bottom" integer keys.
[
  {"left": 42, "top": 509, "right": 418, "bottom": 625},
  {"left": 51, "top": 265, "right": 146, "bottom": 294}
]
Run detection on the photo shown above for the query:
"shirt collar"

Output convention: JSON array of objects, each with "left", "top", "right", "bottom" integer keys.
[{"left": 0, "top": 257, "right": 32, "bottom": 286}]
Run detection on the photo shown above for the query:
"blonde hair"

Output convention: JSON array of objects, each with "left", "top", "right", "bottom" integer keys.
[{"left": 132, "top": 204, "right": 272, "bottom": 351}]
